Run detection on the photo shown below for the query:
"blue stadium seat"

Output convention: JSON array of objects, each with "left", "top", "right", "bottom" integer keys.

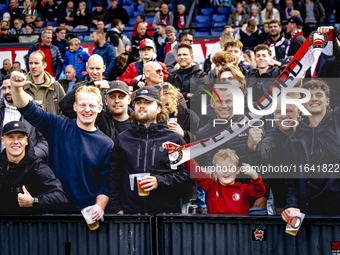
[
  {"left": 195, "top": 15, "right": 210, "bottom": 26},
  {"left": 212, "top": 28, "right": 222, "bottom": 35},
  {"left": 84, "top": 35, "right": 91, "bottom": 40},
  {"left": 0, "top": 4, "right": 7, "bottom": 13},
  {"left": 195, "top": 31, "right": 211, "bottom": 36},
  {"left": 196, "top": 23, "right": 210, "bottom": 32},
  {"left": 92, "top": 7, "right": 97, "bottom": 11},
  {"left": 137, "top": 4, "right": 144, "bottom": 13},
  {"left": 127, "top": 19, "right": 136, "bottom": 27},
  {"left": 217, "top": 7, "right": 231, "bottom": 15},
  {"left": 145, "top": 16, "right": 154, "bottom": 24},
  {"left": 201, "top": 8, "right": 214, "bottom": 21},
  {"left": 212, "top": 14, "right": 226, "bottom": 26},
  {"left": 46, "top": 21, "right": 59, "bottom": 27},
  {"left": 123, "top": 6, "right": 134, "bottom": 18},
  {"left": 327, "top": 13, "right": 336, "bottom": 23},
  {"left": 124, "top": 26, "right": 134, "bottom": 38},
  {"left": 90, "top": 27, "right": 96, "bottom": 32},
  {"left": 73, "top": 28, "right": 87, "bottom": 41}
]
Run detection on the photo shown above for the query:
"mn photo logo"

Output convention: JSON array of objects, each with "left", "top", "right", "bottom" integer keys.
[
  {"left": 200, "top": 83, "right": 312, "bottom": 128},
  {"left": 252, "top": 229, "right": 267, "bottom": 241}
]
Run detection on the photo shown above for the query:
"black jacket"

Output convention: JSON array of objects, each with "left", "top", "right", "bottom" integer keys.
[
  {"left": 165, "top": 65, "right": 207, "bottom": 101},
  {"left": 285, "top": 108, "right": 340, "bottom": 215},
  {"left": 0, "top": 99, "right": 48, "bottom": 159},
  {"left": 58, "top": 77, "right": 84, "bottom": 93},
  {"left": 246, "top": 126, "right": 289, "bottom": 208},
  {"left": 298, "top": 0, "right": 326, "bottom": 23},
  {"left": 109, "top": 121, "right": 193, "bottom": 214},
  {"left": 246, "top": 66, "right": 283, "bottom": 102},
  {"left": 287, "top": 34, "right": 306, "bottom": 57},
  {"left": 170, "top": 103, "right": 199, "bottom": 143},
  {"left": 0, "top": 142, "right": 68, "bottom": 214},
  {"left": 107, "top": 5, "right": 130, "bottom": 25}
]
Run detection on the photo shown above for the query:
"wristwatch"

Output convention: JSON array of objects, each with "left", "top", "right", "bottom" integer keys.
[{"left": 33, "top": 197, "right": 39, "bottom": 207}]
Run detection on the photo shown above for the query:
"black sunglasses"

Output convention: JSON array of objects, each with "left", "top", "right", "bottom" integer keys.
[{"left": 154, "top": 84, "right": 170, "bottom": 91}]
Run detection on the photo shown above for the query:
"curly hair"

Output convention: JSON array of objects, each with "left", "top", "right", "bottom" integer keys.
[{"left": 130, "top": 100, "right": 169, "bottom": 124}]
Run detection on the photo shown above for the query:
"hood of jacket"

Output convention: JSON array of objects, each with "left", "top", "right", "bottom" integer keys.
[
  {"left": 241, "top": 24, "right": 259, "bottom": 36},
  {"left": 26, "top": 71, "right": 55, "bottom": 88}
]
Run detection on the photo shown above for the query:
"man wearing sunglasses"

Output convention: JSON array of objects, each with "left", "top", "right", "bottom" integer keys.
[
  {"left": 130, "top": 61, "right": 187, "bottom": 108},
  {"left": 119, "top": 38, "right": 169, "bottom": 91}
]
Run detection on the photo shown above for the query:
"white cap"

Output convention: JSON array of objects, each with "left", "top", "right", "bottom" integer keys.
[{"left": 2, "top": 13, "right": 10, "bottom": 22}]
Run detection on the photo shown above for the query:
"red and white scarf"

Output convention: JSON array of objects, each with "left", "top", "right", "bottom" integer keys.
[
  {"left": 165, "top": 30, "right": 335, "bottom": 168},
  {"left": 178, "top": 14, "right": 186, "bottom": 28},
  {"left": 285, "top": 29, "right": 303, "bottom": 57},
  {"left": 268, "top": 37, "right": 285, "bottom": 59},
  {"left": 160, "top": 13, "right": 169, "bottom": 26}
]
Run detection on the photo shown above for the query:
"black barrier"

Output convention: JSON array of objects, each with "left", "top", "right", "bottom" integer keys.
[
  {"left": 1, "top": 214, "right": 340, "bottom": 255},
  {"left": 156, "top": 214, "right": 340, "bottom": 255},
  {"left": 0, "top": 214, "right": 153, "bottom": 255}
]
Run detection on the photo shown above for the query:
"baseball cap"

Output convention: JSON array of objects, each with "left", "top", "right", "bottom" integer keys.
[
  {"left": 3, "top": 121, "right": 28, "bottom": 136},
  {"left": 106, "top": 80, "right": 129, "bottom": 95},
  {"left": 36, "top": 17, "right": 42, "bottom": 22},
  {"left": 1, "top": 26, "right": 9, "bottom": 31},
  {"left": 165, "top": 25, "right": 176, "bottom": 34},
  {"left": 288, "top": 16, "right": 303, "bottom": 26},
  {"left": 139, "top": 38, "right": 154, "bottom": 50},
  {"left": 134, "top": 86, "right": 160, "bottom": 102},
  {"left": 2, "top": 13, "right": 10, "bottom": 22}
]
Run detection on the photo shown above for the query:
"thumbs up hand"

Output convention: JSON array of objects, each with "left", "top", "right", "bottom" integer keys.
[{"left": 17, "top": 185, "right": 34, "bottom": 207}]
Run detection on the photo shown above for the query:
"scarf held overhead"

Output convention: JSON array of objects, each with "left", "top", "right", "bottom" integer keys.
[{"left": 166, "top": 29, "right": 339, "bottom": 168}]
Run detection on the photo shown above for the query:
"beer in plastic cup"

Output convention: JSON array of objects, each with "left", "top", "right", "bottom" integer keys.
[
  {"left": 81, "top": 207, "right": 100, "bottom": 230},
  {"left": 167, "top": 118, "right": 178, "bottom": 128},
  {"left": 285, "top": 210, "right": 305, "bottom": 236},
  {"left": 129, "top": 173, "right": 150, "bottom": 196},
  {"left": 137, "top": 178, "right": 150, "bottom": 196}
]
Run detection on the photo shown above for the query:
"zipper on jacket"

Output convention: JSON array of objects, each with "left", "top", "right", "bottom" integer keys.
[
  {"left": 143, "top": 129, "right": 149, "bottom": 214},
  {"left": 137, "top": 143, "right": 141, "bottom": 167},
  {"left": 151, "top": 141, "right": 156, "bottom": 167}
]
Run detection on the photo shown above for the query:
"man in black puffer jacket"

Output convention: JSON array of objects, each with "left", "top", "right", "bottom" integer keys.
[
  {"left": 109, "top": 86, "right": 194, "bottom": 214},
  {"left": 0, "top": 121, "right": 68, "bottom": 215}
]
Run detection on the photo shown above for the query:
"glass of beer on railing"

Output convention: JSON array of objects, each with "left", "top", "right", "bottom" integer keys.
[{"left": 81, "top": 207, "right": 100, "bottom": 230}]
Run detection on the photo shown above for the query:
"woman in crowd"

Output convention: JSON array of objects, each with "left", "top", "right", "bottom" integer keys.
[
  {"left": 261, "top": 0, "right": 280, "bottom": 22},
  {"left": 157, "top": 82, "right": 199, "bottom": 143},
  {"left": 19, "top": 24, "right": 39, "bottom": 43}
]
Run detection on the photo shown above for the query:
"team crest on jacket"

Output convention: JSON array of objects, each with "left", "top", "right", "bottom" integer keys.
[{"left": 232, "top": 193, "right": 240, "bottom": 201}]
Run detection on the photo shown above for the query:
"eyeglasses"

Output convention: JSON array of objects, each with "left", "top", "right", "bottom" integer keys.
[
  {"left": 154, "top": 84, "right": 170, "bottom": 91},
  {"left": 184, "top": 39, "right": 193, "bottom": 43},
  {"left": 14, "top": 23, "right": 20, "bottom": 25},
  {"left": 154, "top": 69, "right": 163, "bottom": 74}
]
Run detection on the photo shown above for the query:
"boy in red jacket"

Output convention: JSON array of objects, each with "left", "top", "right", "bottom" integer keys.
[{"left": 185, "top": 149, "right": 265, "bottom": 214}]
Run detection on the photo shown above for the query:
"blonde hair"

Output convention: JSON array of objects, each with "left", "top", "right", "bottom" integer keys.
[
  {"left": 213, "top": 149, "right": 239, "bottom": 166},
  {"left": 69, "top": 38, "right": 81, "bottom": 46},
  {"left": 75, "top": 85, "right": 102, "bottom": 105},
  {"left": 159, "top": 82, "right": 179, "bottom": 116}
]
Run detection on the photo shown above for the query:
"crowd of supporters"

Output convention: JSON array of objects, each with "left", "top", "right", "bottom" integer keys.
[{"left": 0, "top": 0, "right": 340, "bottom": 223}]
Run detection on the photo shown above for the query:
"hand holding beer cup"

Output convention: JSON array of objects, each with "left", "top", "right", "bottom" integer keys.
[
  {"left": 281, "top": 207, "right": 300, "bottom": 222},
  {"left": 81, "top": 204, "right": 104, "bottom": 230},
  {"left": 139, "top": 176, "right": 158, "bottom": 192}
]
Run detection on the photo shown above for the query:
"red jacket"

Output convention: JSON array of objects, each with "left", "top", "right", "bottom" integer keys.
[
  {"left": 119, "top": 60, "right": 169, "bottom": 87},
  {"left": 185, "top": 160, "right": 265, "bottom": 214},
  {"left": 132, "top": 22, "right": 154, "bottom": 37}
]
